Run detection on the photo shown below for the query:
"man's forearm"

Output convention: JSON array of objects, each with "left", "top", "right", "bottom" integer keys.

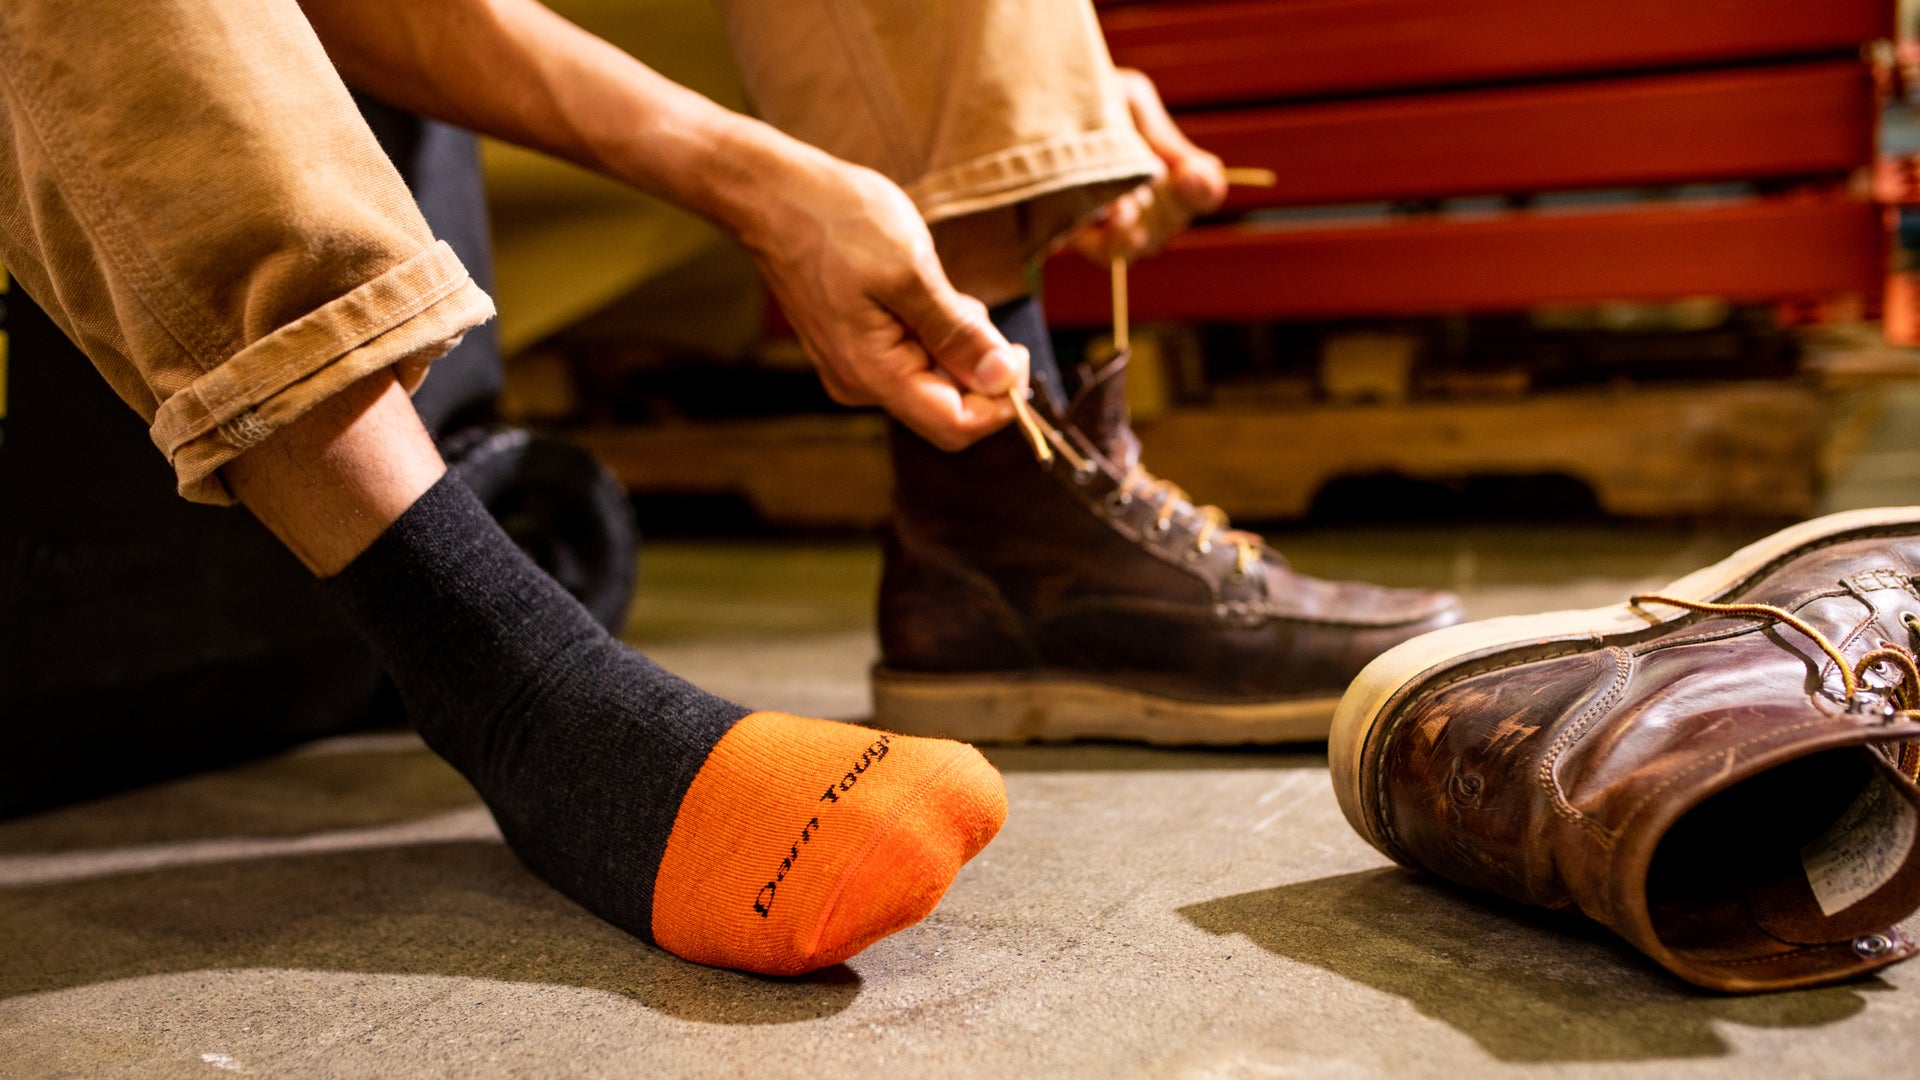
[
  {"left": 298, "top": 0, "right": 805, "bottom": 249},
  {"left": 301, "top": 0, "right": 1030, "bottom": 449}
]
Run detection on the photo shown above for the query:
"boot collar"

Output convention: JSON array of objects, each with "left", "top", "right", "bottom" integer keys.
[{"left": 1061, "top": 352, "right": 1141, "bottom": 472}]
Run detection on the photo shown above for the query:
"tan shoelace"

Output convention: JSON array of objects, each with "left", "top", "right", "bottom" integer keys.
[
  {"left": 1632, "top": 594, "right": 1920, "bottom": 778},
  {"left": 1007, "top": 391, "right": 1259, "bottom": 574},
  {"left": 1003, "top": 238, "right": 1263, "bottom": 574}
]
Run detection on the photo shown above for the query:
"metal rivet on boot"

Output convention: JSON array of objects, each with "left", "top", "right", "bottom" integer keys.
[
  {"left": 1104, "top": 490, "right": 1132, "bottom": 516},
  {"left": 1854, "top": 934, "right": 1893, "bottom": 958}
]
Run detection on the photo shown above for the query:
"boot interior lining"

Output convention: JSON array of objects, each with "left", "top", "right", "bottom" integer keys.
[{"left": 1646, "top": 747, "right": 1920, "bottom": 958}]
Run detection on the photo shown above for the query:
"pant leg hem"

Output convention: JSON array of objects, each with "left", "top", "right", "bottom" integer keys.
[
  {"left": 152, "top": 240, "right": 495, "bottom": 504},
  {"left": 906, "top": 130, "right": 1160, "bottom": 227}
]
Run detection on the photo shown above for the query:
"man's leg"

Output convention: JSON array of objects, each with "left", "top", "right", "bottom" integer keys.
[
  {"left": 225, "top": 370, "right": 1003, "bottom": 974},
  {"left": 0, "top": 98, "right": 518, "bottom": 817},
  {"left": 0, "top": 0, "right": 1002, "bottom": 975},
  {"left": 719, "top": 0, "right": 1467, "bottom": 744}
]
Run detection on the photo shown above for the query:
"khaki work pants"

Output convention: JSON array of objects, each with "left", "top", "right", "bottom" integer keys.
[{"left": 0, "top": 0, "right": 1153, "bottom": 505}]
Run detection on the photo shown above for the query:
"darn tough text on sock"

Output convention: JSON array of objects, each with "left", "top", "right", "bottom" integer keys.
[{"left": 753, "top": 735, "right": 893, "bottom": 918}]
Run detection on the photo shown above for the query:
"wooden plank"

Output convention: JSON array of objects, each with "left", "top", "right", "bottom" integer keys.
[
  {"left": 573, "top": 414, "right": 893, "bottom": 529},
  {"left": 567, "top": 381, "right": 1839, "bottom": 527},
  {"left": 1130, "top": 384, "right": 1827, "bottom": 520},
  {"left": 1100, "top": 0, "right": 1894, "bottom": 107},
  {"left": 1042, "top": 196, "right": 1886, "bottom": 325},
  {"left": 1189, "top": 60, "right": 1875, "bottom": 210}
]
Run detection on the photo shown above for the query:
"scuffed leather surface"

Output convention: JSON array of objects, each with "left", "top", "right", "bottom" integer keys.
[
  {"left": 882, "top": 355, "right": 1463, "bottom": 700},
  {"left": 1371, "top": 531, "right": 1920, "bottom": 990}
]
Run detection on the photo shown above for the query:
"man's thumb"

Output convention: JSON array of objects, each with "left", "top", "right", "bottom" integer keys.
[{"left": 888, "top": 272, "right": 1027, "bottom": 396}]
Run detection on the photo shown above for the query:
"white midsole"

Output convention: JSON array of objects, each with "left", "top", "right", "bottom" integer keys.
[
  {"left": 872, "top": 669, "right": 1338, "bottom": 746},
  {"left": 1327, "top": 505, "right": 1920, "bottom": 853}
]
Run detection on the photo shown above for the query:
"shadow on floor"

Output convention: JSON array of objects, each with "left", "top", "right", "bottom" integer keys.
[
  {"left": 0, "top": 734, "right": 857, "bottom": 1025},
  {"left": 1180, "top": 867, "right": 1875, "bottom": 1063},
  {"left": 0, "top": 739, "right": 477, "bottom": 854},
  {"left": 0, "top": 839, "right": 858, "bottom": 1024}
]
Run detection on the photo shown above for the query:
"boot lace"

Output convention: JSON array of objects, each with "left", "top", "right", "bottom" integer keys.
[
  {"left": 1003, "top": 254, "right": 1267, "bottom": 572},
  {"left": 1632, "top": 594, "right": 1920, "bottom": 779},
  {"left": 1009, "top": 390, "right": 1260, "bottom": 574}
]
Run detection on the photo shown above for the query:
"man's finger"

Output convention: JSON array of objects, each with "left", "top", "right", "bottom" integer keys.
[
  {"left": 1118, "top": 68, "right": 1227, "bottom": 215},
  {"left": 878, "top": 366, "right": 1017, "bottom": 451},
  {"left": 879, "top": 265, "right": 1029, "bottom": 398},
  {"left": 795, "top": 332, "right": 880, "bottom": 406},
  {"left": 815, "top": 364, "right": 875, "bottom": 407},
  {"left": 1120, "top": 67, "right": 1201, "bottom": 163},
  {"left": 1070, "top": 222, "right": 1116, "bottom": 264},
  {"left": 1169, "top": 153, "right": 1227, "bottom": 215}
]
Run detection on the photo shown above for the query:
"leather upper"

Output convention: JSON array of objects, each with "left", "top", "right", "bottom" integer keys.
[
  {"left": 882, "top": 353, "right": 1463, "bottom": 700},
  {"left": 1369, "top": 531, "right": 1920, "bottom": 990}
]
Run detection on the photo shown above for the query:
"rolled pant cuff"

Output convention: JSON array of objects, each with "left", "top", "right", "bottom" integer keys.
[
  {"left": 150, "top": 240, "right": 496, "bottom": 505},
  {"left": 907, "top": 130, "right": 1161, "bottom": 248}
]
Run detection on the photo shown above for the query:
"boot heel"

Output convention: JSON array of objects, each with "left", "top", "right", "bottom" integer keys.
[{"left": 870, "top": 669, "right": 1040, "bottom": 743}]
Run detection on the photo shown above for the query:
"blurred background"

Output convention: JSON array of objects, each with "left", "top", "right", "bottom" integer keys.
[
  {"left": 444, "top": 0, "right": 1920, "bottom": 713},
  {"left": 489, "top": 0, "right": 1920, "bottom": 533},
  {"left": 11, "top": 7, "right": 1920, "bottom": 1069},
  {"left": 8, "top": 0, "right": 1920, "bottom": 725}
]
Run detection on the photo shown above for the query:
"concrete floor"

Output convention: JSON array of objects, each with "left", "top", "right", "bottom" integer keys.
[{"left": 5, "top": 390, "right": 1920, "bottom": 1077}]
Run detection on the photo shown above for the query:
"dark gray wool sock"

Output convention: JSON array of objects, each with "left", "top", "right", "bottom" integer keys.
[
  {"left": 989, "top": 296, "right": 1066, "bottom": 411},
  {"left": 319, "top": 473, "right": 748, "bottom": 942}
]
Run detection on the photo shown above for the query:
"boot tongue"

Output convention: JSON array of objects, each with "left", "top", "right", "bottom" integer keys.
[{"left": 1064, "top": 353, "right": 1141, "bottom": 470}]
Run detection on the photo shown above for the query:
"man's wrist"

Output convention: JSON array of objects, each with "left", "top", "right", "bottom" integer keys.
[{"left": 692, "top": 118, "right": 833, "bottom": 256}]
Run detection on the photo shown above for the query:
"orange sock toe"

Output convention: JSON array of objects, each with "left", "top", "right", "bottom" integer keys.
[{"left": 649, "top": 712, "right": 1008, "bottom": 975}]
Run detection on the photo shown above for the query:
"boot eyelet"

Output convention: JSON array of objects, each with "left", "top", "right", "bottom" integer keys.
[
  {"left": 1186, "top": 541, "right": 1213, "bottom": 561},
  {"left": 1104, "top": 491, "right": 1133, "bottom": 516},
  {"left": 1072, "top": 463, "right": 1099, "bottom": 486},
  {"left": 1146, "top": 519, "right": 1171, "bottom": 539},
  {"left": 1855, "top": 934, "right": 1894, "bottom": 958}
]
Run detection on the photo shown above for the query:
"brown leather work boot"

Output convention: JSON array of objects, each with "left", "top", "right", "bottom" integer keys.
[
  {"left": 873, "top": 352, "right": 1464, "bottom": 745},
  {"left": 1331, "top": 507, "right": 1920, "bottom": 991}
]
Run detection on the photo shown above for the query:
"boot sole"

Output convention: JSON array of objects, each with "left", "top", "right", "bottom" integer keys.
[
  {"left": 871, "top": 668, "right": 1340, "bottom": 745},
  {"left": 1329, "top": 505, "right": 1920, "bottom": 858}
]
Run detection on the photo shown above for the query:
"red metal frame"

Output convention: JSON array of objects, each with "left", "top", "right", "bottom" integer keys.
[
  {"left": 1191, "top": 60, "right": 1874, "bottom": 210},
  {"left": 1100, "top": 0, "right": 1894, "bottom": 108},
  {"left": 1042, "top": 196, "right": 1886, "bottom": 325}
]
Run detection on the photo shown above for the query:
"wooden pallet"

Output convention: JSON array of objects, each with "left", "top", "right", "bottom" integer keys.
[
  {"left": 569, "top": 379, "right": 1865, "bottom": 528},
  {"left": 572, "top": 2, "right": 1903, "bottom": 527}
]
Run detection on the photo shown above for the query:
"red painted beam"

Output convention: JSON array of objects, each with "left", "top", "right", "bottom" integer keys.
[
  {"left": 1041, "top": 197, "right": 1885, "bottom": 324},
  {"left": 1188, "top": 60, "right": 1874, "bottom": 209},
  {"left": 1100, "top": 0, "right": 1894, "bottom": 107}
]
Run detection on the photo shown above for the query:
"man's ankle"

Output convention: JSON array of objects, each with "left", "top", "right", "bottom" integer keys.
[{"left": 222, "top": 369, "right": 446, "bottom": 576}]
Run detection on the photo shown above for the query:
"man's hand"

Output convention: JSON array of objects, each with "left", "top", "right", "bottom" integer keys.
[
  {"left": 1071, "top": 68, "right": 1228, "bottom": 264},
  {"left": 743, "top": 152, "right": 1028, "bottom": 451},
  {"left": 300, "top": 0, "right": 1026, "bottom": 452}
]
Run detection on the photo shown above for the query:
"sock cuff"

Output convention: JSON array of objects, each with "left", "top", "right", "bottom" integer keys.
[
  {"left": 989, "top": 295, "right": 1065, "bottom": 413},
  {"left": 316, "top": 472, "right": 609, "bottom": 734},
  {"left": 321, "top": 470, "right": 499, "bottom": 594}
]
